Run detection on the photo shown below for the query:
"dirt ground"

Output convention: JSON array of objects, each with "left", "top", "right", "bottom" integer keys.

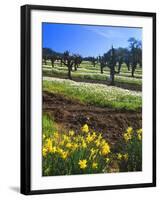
[{"left": 43, "top": 91, "right": 142, "bottom": 144}]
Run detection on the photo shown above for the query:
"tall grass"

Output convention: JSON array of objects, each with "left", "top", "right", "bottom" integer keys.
[{"left": 43, "top": 114, "right": 57, "bottom": 137}]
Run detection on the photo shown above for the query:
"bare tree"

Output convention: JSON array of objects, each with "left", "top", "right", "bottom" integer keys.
[
  {"left": 128, "top": 38, "right": 142, "bottom": 77},
  {"left": 99, "top": 56, "right": 107, "bottom": 74},
  {"left": 42, "top": 48, "right": 53, "bottom": 65},
  {"left": 73, "top": 54, "right": 82, "bottom": 71},
  {"left": 109, "top": 46, "right": 116, "bottom": 85},
  {"left": 50, "top": 54, "right": 57, "bottom": 68},
  {"left": 61, "top": 51, "right": 75, "bottom": 79},
  {"left": 103, "top": 46, "right": 116, "bottom": 85},
  {"left": 90, "top": 57, "right": 97, "bottom": 67}
]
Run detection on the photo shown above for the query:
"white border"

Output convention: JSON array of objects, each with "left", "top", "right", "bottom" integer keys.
[{"left": 31, "top": 9, "right": 153, "bottom": 190}]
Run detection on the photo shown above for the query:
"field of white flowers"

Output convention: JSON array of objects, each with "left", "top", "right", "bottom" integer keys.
[{"left": 43, "top": 77, "right": 142, "bottom": 110}]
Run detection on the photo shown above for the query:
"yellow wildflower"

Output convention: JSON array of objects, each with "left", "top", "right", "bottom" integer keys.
[
  {"left": 42, "top": 147, "right": 47, "bottom": 157},
  {"left": 92, "top": 162, "right": 98, "bottom": 169},
  {"left": 51, "top": 146, "right": 57, "bottom": 153},
  {"left": 137, "top": 134, "right": 142, "bottom": 140},
  {"left": 82, "top": 140, "right": 87, "bottom": 148},
  {"left": 95, "top": 139, "right": 101, "bottom": 147},
  {"left": 101, "top": 143, "right": 110, "bottom": 155},
  {"left": 127, "top": 127, "right": 133, "bottom": 134},
  {"left": 73, "top": 143, "right": 78, "bottom": 150},
  {"left": 90, "top": 148, "right": 96, "bottom": 155},
  {"left": 69, "top": 130, "right": 74, "bottom": 136},
  {"left": 123, "top": 127, "right": 133, "bottom": 142},
  {"left": 89, "top": 148, "right": 97, "bottom": 160},
  {"left": 123, "top": 153, "right": 128, "bottom": 161},
  {"left": 137, "top": 129, "right": 142, "bottom": 135},
  {"left": 54, "top": 132, "right": 59, "bottom": 138},
  {"left": 81, "top": 124, "right": 89, "bottom": 133},
  {"left": 57, "top": 148, "right": 63, "bottom": 154},
  {"left": 98, "top": 134, "right": 102, "bottom": 140},
  {"left": 123, "top": 132, "right": 132, "bottom": 142},
  {"left": 101, "top": 139, "right": 107, "bottom": 146},
  {"left": 75, "top": 135, "right": 83, "bottom": 142},
  {"left": 45, "top": 138, "right": 52, "bottom": 152},
  {"left": 63, "top": 134, "right": 70, "bottom": 142},
  {"left": 61, "top": 151, "right": 68, "bottom": 159},
  {"left": 66, "top": 143, "right": 72, "bottom": 148},
  {"left": 59, "top": 140, "right": 65, "bottom": 146},
  {"left": 78, "top": 159, "right": 87, "bottom": 169},
  {"left": 86, "top": 133, "right": 94, "bottom": 143},
  {"left": 137, "top": 129, "right": 142, "bottom": 141},
  {"left": 117, "top": 153, "right": 122, "bottom": 160},
  {"left": 92, "top": 132, "right": 97, "bottom": 139},
  {"left": 106, "top": 158, "right": 110, "bottom": 163}
]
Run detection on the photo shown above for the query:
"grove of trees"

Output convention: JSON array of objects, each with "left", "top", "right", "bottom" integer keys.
[{"left": 43, "top": 37, "right": 142, "bottom": 85}]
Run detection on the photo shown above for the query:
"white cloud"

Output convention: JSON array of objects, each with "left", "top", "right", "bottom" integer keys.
[{"left": 84, "top": 26, "right": 125, "bottom": 39}]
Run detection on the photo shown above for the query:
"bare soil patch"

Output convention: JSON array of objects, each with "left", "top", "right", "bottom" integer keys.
[{"left": 43, "top": 91, "right": 142, "bottom": 144}]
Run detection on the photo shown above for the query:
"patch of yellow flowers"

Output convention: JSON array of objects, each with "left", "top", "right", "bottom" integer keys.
[
  {"left": 42, "top": 124, "right": 142, "bottom": 176},
  {"left": 78, "top": 160, "right": 87, "bottom": 169},
  {"left": 43, "top": 124, "right": 111, "bottom": 175},
  {"left": 123, "top": 127, "right": 142, "bottom": 142}
]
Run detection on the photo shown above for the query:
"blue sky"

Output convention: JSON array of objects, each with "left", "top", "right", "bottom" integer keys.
[{"left": 42, "top": 23, "right": 142, "bottom": 57}]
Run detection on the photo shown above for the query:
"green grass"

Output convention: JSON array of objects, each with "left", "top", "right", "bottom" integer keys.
[
  {"left": 43, "top": 114, "right": 57, "bottom": 137},
  {"left": 43, "top": 78, "right": 142, "bottom": 111},
  {"left": 43, "top": 67, "right": 142, "bottom": 86}
]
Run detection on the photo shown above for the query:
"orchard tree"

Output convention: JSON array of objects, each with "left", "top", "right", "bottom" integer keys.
[
  {"left": 128, "top": 38, "right": 142, "bottom": 77},
  {"left": 103, "top": 46, "right": 116, "bottom": 85},
  {"left": 109, "top": 46, "right": 116, "bottom": 85},
  {"left": 123, "top": 50, "right": 131, "bottom": 71},
  {"left": 90, "top": 57, "right": 97, "bottom": 67},
  {"left": 136, "top": 41, "right": 142, "bottom": 67},
  {"left": 42, "top": 48, "right": 53, "bottom": 65},
  {"left": 57, "top": 56, "right": 63, "bottom": 67},
  {"left": 73, "top": 54, "right": 82, "bottom": 71},
  {"left": 83, "top": 56, "right": 97, "bottom": 67},
  {"left": 98, "top": 55, "right": 107, "bottom": 74},
  {"left": 61, "top": 51, "right": 75, "bottom": 79},
  {"left": 55, "top": 53, "right": 63, "bottom": 67},
  {"left": 115, "top": 48, "right": 130, "bottom": 73},
  {"left": 50, "top": 53, "right": 57, "bottom": 69}
]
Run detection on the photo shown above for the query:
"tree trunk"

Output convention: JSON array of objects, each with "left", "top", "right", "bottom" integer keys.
[
  {"left": 110, "top": 71, "right": 115, "bottom": 85},
  {"left": 51, "top": 61, "right": 54, "bottom": 68},
  {"left": 68, "top": 66, "right": 72, "bottom": 79},
  {"left": 110, "top": 66, "right": 115, "bottom": 85},
  {"left": 126, "top": 62, "right": 130, "bottom": 71},
  {"left": 127, "top": 64, "right": 130, "bottom": 71},
  {"left": 74, "top": 64, "right": 77, "bottom": 71},
  {"left": 131, "top": 65, "right": 135, "bottom": 77},
  {"left": 118, "top": 62, "right": 121, "bottom": 74},
  {"left": 101, "top": 66, "right": 103, "bottom": 74}
]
